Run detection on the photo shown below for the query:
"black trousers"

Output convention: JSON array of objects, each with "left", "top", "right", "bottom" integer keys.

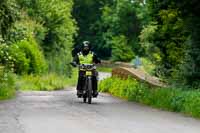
[{"left": 76, "top": 70, "right": 98, "bottom": 92}]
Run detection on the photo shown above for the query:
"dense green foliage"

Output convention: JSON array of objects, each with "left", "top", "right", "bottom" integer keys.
[
  {"left": 73, "top": 0, "right": 104, "bottom": 43},
  {"left": 143, "top": 0, "right": 200, "bottom": 85},
  {"left": 97, "top": 0, "right": 145, "bottom": 60},
  {"left": 73, "top": 0, "right": 107, "bottom": 57},
  {"left": 1, "top": 0, "right": 77, "bottom": 75},
  {"left": 0, "top": 0, "right": 77, "bottom": 99},
  {"left": 73, "top": 0, "right": 145, "bottom": 60},
  {"left": 0, "top": 37, "right": 47, "bottom": 74},
  {"left": 0, "top": 0, "right": 17, "bottom": 39},
  {"left": 73, "top": 0, "right": 200, "bottom": 86},
  {"left": 17, "top": 0, "right": 77, "bottom": 75},
  {"left": 99, "top": 77, "right": 200, "bottom": 118}
]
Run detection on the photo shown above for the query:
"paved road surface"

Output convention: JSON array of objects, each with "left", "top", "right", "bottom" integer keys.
[
  {"left": 98, "top": 72, "right": 111, "bottom": 80},
  {"left": 0, "top": 73, "right": 200, "bottom": 133}
]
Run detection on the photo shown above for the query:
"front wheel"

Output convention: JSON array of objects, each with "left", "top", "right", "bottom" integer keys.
[
  {"left": 87, "top": 78, "right": 92, "bottom": 104},
  {"left": 88, "top": 92, "right": 92, "bottom": 104},
  {"left": 83, "top": 93, "right": 87, "bottom": 103}
]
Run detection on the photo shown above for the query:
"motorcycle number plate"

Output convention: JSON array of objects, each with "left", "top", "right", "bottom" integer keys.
[{"left": 86, "top": 71, "right": 92, "bottom": 76}]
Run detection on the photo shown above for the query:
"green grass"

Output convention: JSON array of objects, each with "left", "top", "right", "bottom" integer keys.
[
  {"left": 0, "top": 86, "right": 16, "bottom": 100},
  {"left": 97, "top": 66, "right": 112, "bottom": 72},
  {"left": 0, "top": 72, "right": 16, "bottom": 100},
  {"left": 99, "top": 77, "right": 200, "bottom": 118},
  {"left": 16, "top": 69, "right": 78, "bottom": 91},
  {"left": 0, "top": 68, "right": 78, "bottom": 100}
]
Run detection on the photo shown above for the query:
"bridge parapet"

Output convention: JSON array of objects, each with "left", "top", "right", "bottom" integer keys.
[{"left": 112, "top": 67, "right": 166, "bottom": 88}]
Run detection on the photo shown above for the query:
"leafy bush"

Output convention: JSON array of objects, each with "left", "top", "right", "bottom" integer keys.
[
  {"left": 17, "top": 0, "right": 77, "bottom": 75},
  {"left": 0, "top": 0, "right": 18, "bottom": 39},
  {"left": 16, "top": 37, "right": 47, "bottom": 74},
  {"left": 111, "top": 35, "right": 134, "bottom": 62},
  {"left": 0, "top": 37, "right": 47, "bottom": 74},
  {"left": 99, "top": 77, "right": 200, "bottom": 118},
  {"left": 9, "top": 13, "right": 47, "bottom": 44}
]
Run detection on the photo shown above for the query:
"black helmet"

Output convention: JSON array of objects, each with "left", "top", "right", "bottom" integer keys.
[{"left": 82, "top": 41, "right": 90, "bottom": 55}]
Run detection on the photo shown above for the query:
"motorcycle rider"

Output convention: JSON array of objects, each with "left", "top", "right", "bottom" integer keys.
[{"left": 71, "top": 41, "right": 101, "bottom": 97}]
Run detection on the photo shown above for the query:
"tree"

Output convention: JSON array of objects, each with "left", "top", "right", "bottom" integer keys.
[
  {"left": 145, "top": 0, "right": 200, "bottom": 86},
  {"left": 174, "top": 0, "right": 200, "bottom": 86},
  {"left": 93, "top": 0, "right": 146, "bottom": 59},
  {"left": 72, "top": 0, "right": 108, "bottom": 55},
  {"left": 0, "top": 0, "right": 17, "bottom": 39},
  {"left": 17, "top": 0, "right": 77, "bottom": 75}
]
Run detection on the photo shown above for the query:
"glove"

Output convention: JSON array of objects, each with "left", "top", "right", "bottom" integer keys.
[{"left": 70, "top": 62, "right": 77, "bottom": 67}]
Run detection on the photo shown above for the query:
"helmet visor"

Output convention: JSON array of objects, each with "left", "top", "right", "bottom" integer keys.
[{"left": 83, "top": 45, "right": 89, "bottom": 51}]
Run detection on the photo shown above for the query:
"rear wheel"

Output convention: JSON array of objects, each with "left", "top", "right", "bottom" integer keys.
[{"left": 83, "top": 96, "right": 87, "bottom": 103}]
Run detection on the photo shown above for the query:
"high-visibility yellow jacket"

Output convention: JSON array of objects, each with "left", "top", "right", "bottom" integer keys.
[{"left": 78, "top": 51, "right": 94, "bottom": 64}]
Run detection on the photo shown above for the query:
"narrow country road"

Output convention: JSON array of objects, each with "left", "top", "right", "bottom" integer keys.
[{"left": 0, "top": 73, "right": 200, "bottom": 133}]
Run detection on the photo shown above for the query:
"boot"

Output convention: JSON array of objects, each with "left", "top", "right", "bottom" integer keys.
[
  {"left": 93, "top": 90, "right": 98, "bottom": 97},
  {"left": 77, "top": 90, "right": 83, "bottom": 98}
]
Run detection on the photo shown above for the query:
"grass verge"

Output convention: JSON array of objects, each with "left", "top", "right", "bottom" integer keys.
[
  {"left": 16, "top": 70, "right": 78, "bottom": 91},
  {"left": 0, "top": 72, "right": 16, "bottom": 100},
  {"left": 0, "top": 67, "right": 78, "bottom": 100},
  {"left": 99, "top": 77, "right": 200, "bottom": 118},
  {"left": 97, "top": 66, "right": 112, "bottom": 72}
]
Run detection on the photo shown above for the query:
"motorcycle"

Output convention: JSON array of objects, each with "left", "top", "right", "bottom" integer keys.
[
  {"left": 79, "top": 64, "right": 96, "bottom": 104},
  {"left": 71, "top": 62, "right": 97, "bottom": 104}
]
